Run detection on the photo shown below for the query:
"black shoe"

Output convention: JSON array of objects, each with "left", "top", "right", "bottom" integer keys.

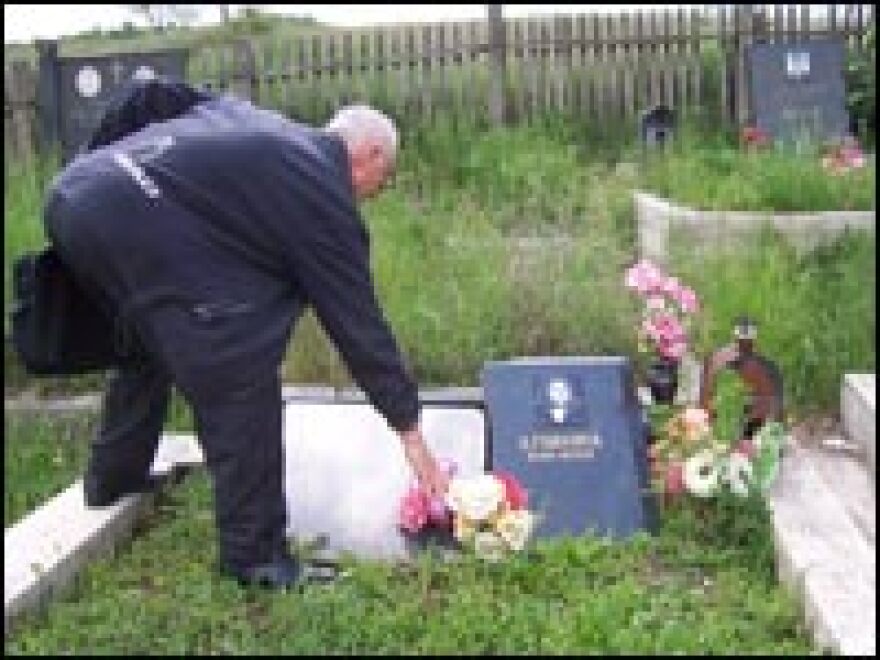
[
  {"left": 83, "top": 465, "right": 191, "bottom": 508},
  {"left": 233, "top": 553, "right": 303, "bottom": 590},
  {"left": 231, "top": 554, "right": 344, "bottom": 590}
]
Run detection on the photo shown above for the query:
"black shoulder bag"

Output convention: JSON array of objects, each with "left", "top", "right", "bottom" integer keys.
[{"left": 10, "top": 247, "right": 121, "bottom": 375}]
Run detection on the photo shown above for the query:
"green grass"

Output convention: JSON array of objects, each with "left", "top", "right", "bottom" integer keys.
[
  {"left": 669, "top": 227, "right": 876, "bottom": 415},
  {"left": 640, "top": 137, "right": 876, "bottom": 212},
  {"left": 5, "top": 467, "right": 814, "bottom": 655},
  {"left": 3, "top": 411, "right": 97, "bottom": 527},
  {"left": 3, "top": 153, "right": 57, "bottom": 316},
  {"left": 4, "top": 393, "right": 195, "bottom": 527}
]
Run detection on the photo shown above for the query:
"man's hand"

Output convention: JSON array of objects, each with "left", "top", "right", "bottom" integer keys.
[{"left": 399, "top": 425, "right": 449, "bottom": 500}]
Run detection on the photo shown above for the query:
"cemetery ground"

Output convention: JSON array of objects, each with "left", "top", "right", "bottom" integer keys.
[{"left": 4, "top": 117, "right": 875, "bottom": 653}]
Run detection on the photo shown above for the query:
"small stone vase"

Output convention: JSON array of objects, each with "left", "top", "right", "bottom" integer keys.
[{"left": 646, "top": 357, "right": 679, "bottom": 404}]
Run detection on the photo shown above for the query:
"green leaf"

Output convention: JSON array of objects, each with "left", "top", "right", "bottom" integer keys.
[{"left": 752, "top": 422, "right": 784, "bottom": 491}]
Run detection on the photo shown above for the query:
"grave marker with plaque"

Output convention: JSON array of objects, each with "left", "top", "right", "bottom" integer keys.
[
  {"left": 483, "top": 357, "right": 656, "bottom": 540},
  {"left": 746, "top": 38, "right": 850, "bottom": 147}
]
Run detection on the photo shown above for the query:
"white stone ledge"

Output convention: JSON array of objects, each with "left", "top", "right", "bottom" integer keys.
[
  {"left": 4, "top": 433, "right": 201, "bottom": 633},
  {"left": 767, "top": 439, "right": 876, "bottom": 655},
  {"left": 635, "top": 191, "right": 875, "bottom": 266},
  {"left": 842, "top": 373, "right": 876, "bottom": 481}
]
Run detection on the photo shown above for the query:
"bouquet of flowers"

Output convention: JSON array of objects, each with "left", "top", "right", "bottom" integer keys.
[
  {"left": 398, "top": 463, "right": 538, "bottom": 561},
  {"left": 624, "top": 259, "right": 700, "bottom": 365},
  {"left": 820, "top": 136, "right": 867, "bottom": 175},
  {"left": 648, "top": 371, "right": 783, "bottom": 500},
  {"left": 740, "top": 125, "right": 771, "bottom": 151}
]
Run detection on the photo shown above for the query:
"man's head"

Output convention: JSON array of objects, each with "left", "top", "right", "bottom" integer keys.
[{"left": 324, "top": 105, "right": 398, "bottom": 200}]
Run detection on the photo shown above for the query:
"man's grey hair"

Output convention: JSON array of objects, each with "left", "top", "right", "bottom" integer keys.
[{"left": 324, "top": 105, "right": 398, "bottom": 164}]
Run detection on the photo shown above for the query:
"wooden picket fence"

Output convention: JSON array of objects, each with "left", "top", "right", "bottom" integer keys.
[
  {"left": 4, "top": 59, "right": 40, "bottom": 161},
  {"left": 4, "top": 5, "right": 876, "bottom": 160}
]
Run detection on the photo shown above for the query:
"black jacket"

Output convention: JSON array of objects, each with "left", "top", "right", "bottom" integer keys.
[{"left": 47, "top": 78, "right": 420, "bottom": 432}]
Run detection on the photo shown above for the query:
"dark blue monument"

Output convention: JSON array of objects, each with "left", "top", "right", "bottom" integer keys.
[
  {"left": 746, "top": 38, "right": 850, "bottom": 147},
  {"left": 482, "top": 356, "right": 655, "bottom": 540}
]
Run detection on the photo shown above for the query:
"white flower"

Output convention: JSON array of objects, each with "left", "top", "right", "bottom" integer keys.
[
  {"left": 495, "top": 509, "right": 536, "bottom": 552},
  {"left": 452, "top": 512, "right": 477, "bottom": 543},
  {"left": 446, "top": 474, "right": 504, "bottom": 522},
  {"left": 473, "top": 531, "right": 506, "bottom": 562},
  {"left": 723, "top": 453, "right": 754, "bottom": 497},
  {"left": 683, "top": 450, "right": 721, "bottom": 498}
]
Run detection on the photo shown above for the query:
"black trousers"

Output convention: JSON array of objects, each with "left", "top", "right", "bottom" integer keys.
[
  {"left": 90, "top": 356, "right": 288, "bottom": 572},
  {"left": 45, "top": 176, "right": 290, "bottom": 574}
]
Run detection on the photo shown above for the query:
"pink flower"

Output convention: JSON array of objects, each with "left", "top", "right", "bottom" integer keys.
[
  {"left": 841, "top": 147, "right": 866, "bottom": 169},
  {"left": 646, "top": 295, "right": 666, "bottom": 311},
  {"left": 644, "top": 313, "right": 685, "bottom": 346},
  {"left": 733, "top": 438, "right": 757, "bottom": 460},
  {"left": 665, "top": 462, "right": 685, "bottom": 495},
  {"left": 398, "top": 486, "right": 429, "bottom": 533},
  {"left": 662, "top": 276, "right": 681, "bottom": 298},
  {"left": 675, "top": 286, "right": 700, "bottom": 314},
  {"left": 658, "top": 339, "right": 687, "bottom": 361},
  {"left": 427, "top": 495, "right": 450, "bottom": 526},
  {"left": 625, "top": 260, "right": 666, "bottom": 296},
  {"left": 822, "top": 139, "right": 867, "bottom": 173},
  {"left": 681, "top": 407, "right": 711, "bottom": 441}
]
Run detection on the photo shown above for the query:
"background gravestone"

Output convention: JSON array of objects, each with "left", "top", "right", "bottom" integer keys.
[
  {"left": 55, "top": 49, "right": 189, "bottom": 161},
  {"left": 746, "top": 38, "right": 850, "bottom": 147},
  {"left": 640, "top": 104, "right": 676, "bottom": 148},
  {"left": 483, "top": 356, "right": 655, "bottom": 540}
]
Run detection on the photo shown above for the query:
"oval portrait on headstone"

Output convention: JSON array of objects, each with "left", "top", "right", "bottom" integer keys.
[
  {"left": 75, "top": 65, "right": 102, "bottom": 98},
  {"left": 133, "top": 65, "right": 157, "bottom": 82}
]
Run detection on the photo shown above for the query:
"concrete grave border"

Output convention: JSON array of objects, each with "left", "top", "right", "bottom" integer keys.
[{"left": 635, "top": 191, "right": 875, "bottom": 267}]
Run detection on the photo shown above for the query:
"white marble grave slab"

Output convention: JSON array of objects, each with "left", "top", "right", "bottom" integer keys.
[{"left": 283, "top": 403, "right": 486, "bottom": 560}]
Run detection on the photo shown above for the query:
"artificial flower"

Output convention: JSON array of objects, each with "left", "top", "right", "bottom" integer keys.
[
  {"left": 453, "top": 511, "right": 477, "bottom": 543},
  {"left": 646, "top": 295, "right": 667, "bottom": 311},
  {"left": 681, "top": 407, "right": 711, "bottom": 443},
  {"left": 733, "top": 437, "right": 757, "bottom": 460},
  {"left": 659, "top": 338, "right": 688, "bottom": 361},
  {"left": 398, "top": 486, "right": 429, "bottom": 533},
  {"left": 665, "top": 461, "right": 685, "bottom": 495},
  {"left": 473, "top": 531, "right": 506, "bottom": 562},
  {"left": 675, "top": 286, "right": 700, "bottom": 314},
  {"left": 723, "top": 452, "right": 754, "bottom": 498},
  {"left": 495, "top": 509, "right": 536, "bottom": 552},
  {"left": 683, "top": 450, "right": 721, "bottom": 498},
  {"left": 625, "top": 259, "right": 666, "bottom": 296},
  {"left": 446, "top": 474, "right": 505, "bottom": 522},
  {"left": 494, "top": 470, "right": 529, "bottom": 510}
]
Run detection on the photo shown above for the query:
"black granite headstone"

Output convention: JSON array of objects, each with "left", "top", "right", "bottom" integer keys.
[
  {"left": 747, "top": 38, "right": 850, "bottom": 147},
  {"left": 57, "top": 49, "right": 189, "bottom": 162},
  {"left": 483, "top": 357, "right": 655, "bottom": 540}
]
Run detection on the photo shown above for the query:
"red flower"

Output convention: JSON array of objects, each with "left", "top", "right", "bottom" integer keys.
[
  {"left": 665, "top": 462, "right": 685, "bottom": 495},
  {"left": 493, "top": 470, "right": 529, "bottom": 510},
  {"left": 741, "top": 126, "right": 770, "bottom": 150},
  {"left": 733, "top": 438, "right": 757, "bottom": 460}
]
